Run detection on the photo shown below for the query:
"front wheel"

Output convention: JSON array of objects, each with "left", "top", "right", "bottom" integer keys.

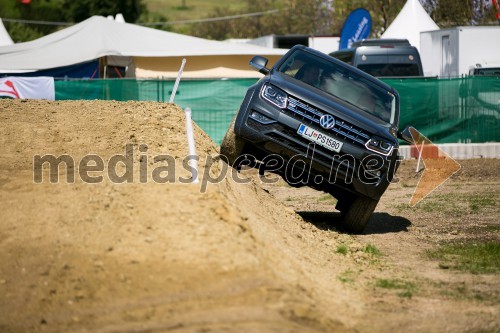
[
  {"left": 339, "top": 196, "right": 379, "bottom": 233},
  {"left": 219, "top": 116, "right": 245, "bottom": 168}
]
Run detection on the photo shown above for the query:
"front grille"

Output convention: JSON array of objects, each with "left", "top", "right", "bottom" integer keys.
[{"left": 285, "top": 96, "right": 370, "bottom": 146}]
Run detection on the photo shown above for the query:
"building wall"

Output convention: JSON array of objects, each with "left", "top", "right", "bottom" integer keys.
[
  {"left": 421, "top": 26, "right": 500, "bottom": 77},
  {"left": 133, "top": 55, "right": 283, "bottom": 79},
  {"left": 420, "top": 28, "right": 459, "bottom": 77},
  {"left": 458, "top": 27, "right": 500, "bottom": 76}
]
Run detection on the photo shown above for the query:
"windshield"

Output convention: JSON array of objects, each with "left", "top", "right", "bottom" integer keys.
[
  {"left": 278, "top": 49, "right": 396, "bottom": 124},
  {"left": 474, "top": 68, "right": 500, "bottom": 76},
  {"left": 357, "top": 63, "right": 421, "bottom": 77}
]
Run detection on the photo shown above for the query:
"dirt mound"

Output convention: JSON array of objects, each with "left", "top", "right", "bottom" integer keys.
[
  {"left": 1, "top": 100, "right": 498, "bottom": 333},
  {"left": 0, "top": 100, "right": 360, "bottom": 333}
]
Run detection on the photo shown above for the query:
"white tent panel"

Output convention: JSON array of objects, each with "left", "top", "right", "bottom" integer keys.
[
  {"left": 0, "top": 18, "right": 14, "bottom": 46},
  {"left": 0, "top": 16, "right": 287, "bottom": 73},
  {"left": 381, "top": 0, "right": 439, "bottom": 50}
]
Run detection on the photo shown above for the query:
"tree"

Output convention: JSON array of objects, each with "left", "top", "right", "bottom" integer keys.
[
  {"left": 424, "top": 0, "right": 497, "bottom": 26},
  {"left": 0, "top": 0, "right": 147, "bottom": 42},
  {"left": 62, "top": 0, "right": 144, "bottom": 23},
  {"left": 190, "top": 0, "right": 339, "bottom": 40},
  {"left": 188, "top": 0, "right": 417, "bottom": 40},
  {"left": 0, "top": 0, "right": 66, "bottom": 42}
]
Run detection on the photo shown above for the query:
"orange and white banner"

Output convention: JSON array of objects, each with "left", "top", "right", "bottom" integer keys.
[{"left": 0, "top": 77, "right": 55, "bottom": 100}]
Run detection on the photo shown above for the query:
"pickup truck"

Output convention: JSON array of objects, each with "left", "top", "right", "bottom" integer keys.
[{"left": 220, "top": 45, "right": 412, "bottom": 233}]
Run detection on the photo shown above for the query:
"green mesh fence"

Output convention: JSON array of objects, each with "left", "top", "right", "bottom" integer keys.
[
  {"left": 55, "top": 76, "right": 499, "bottom": 145},
  {"left": 56, "top": 78, "right": 258, "bottom": 144},
  {"left": 381, "top": 76, "right": 499, "bottom": 143}
]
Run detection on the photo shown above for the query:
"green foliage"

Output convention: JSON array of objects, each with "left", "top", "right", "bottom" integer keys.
[
  {"left": 5, "top": 22, "right": 44, "bottom": 42},
  {"left": 62, "top": 0, "right": 145, "bottom": 23},
  {"left": 146, "top": 0, "right": 500, "bottom": 39},
  {"left": 0, "top": 0, "right": 147, "bottom": 42},
  {"left": 429, "top": 0, "right": 498, "bottom": 27},
  {"left": 186, "top": 0, "right": 420, "bottom": 39},
  {"left": 1, "top": 0, "right": 498, "bottom": 43},
  {"left": 0, "top": 0, "right": 19, "bottom": 19},
  {"left": 136, "top": 10, "right": 170, "bottom": 32},
  {"left": 0, "top": 0, "right": 66, "bottom": 42}
]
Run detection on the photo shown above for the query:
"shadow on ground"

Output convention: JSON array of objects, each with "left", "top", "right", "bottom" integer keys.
[{"left": 298, "top": 211, "right": 411, "bottom": 235}]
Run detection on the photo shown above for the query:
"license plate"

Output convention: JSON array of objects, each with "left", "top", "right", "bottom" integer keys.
[{"left": 297, "top": 124, "right": 343, "bottom": 153}]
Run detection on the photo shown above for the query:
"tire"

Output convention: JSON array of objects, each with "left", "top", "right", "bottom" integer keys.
[
  {"left": 219, "top": 116, "right": 246, "bottom": 168},
  {"left": 340, "top": 196, "right": 379, "bottom": 233}
]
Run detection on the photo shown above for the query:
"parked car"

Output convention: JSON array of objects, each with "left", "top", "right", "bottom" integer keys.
[
  {"left": 468, "top": 63, "right": 500, "bottom": 76},
  {"left": 464, "top": 63, "right": 500, "bottom": 120},
  {"left": 220, "top": 45, "right": 412, "bottom": 233},
  {"left": 329, "top": 39, "right": 424, "bottom": 77}
]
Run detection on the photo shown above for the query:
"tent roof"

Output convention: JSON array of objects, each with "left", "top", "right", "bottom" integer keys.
[
  {"left": 381, "top": 0, "right": 439, "bottom": 50},
  {"left": 0, "top": 16, "right": 287, "bottom": 72},
  {"left": 0, "top": 18, "right": 14, "bottom": 47}
]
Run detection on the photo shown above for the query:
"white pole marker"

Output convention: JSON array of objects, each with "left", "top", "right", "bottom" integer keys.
[
  {"left": 170, "top": 58, "right": 186, "bottom": 103},
  {"left": 184, "top": 107, "right": 198, "bottom": 183}
]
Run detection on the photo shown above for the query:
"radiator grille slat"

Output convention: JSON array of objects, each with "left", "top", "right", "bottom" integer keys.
[{"left": 286, "top": 96, "right": 370, "bottom": 146}]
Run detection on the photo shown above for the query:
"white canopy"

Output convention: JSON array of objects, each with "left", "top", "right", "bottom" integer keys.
[
  {"left": 0, "top": 18, "right": 14, "bottom": 46},
  {"left": 381, "top": 0, "right": 439, "bottom": 50},
  {"left": 0, "top": 16, "right": 286, "bottom": 73}
]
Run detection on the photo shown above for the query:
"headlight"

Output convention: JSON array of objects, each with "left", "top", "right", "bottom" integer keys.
[
  {"left": 261, "top": 84, "right": 288, "bottom": 109},
  {"left": 365, "top": 136, "right": 394, "bottom": 156}
]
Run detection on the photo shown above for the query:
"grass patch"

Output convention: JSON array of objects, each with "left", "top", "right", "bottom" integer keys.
[
  {"left": 410, "top": 193, "right": 498, "bottom": 217},
  {"left": 363, "top": 244, "right": 381, "bottom": 256},
  {"left": 419, "top": 200, "right": 444, "bottom": 213},
  {"left": 485, "top": 224, "right": 500, "bottom": 232},
  {"left": 172, "top": 5, "right": 192, "bottom": 10},
  {"left": 338, "top": 269, "right": 356, "bottom": 283},
  {"left": 427, "top": 241, "right": 500, "bottom": 274},
  {"left": 433, "top": 281, "right": 499, "bottom": 304},
  {"left": 375, "top": 278, "right": 417, "bottom": 298},
  {"left": 318, "top": 194, "right": 336, "bottom": 204},
  {"left": 336, "top": 244, "right": 348, "bottom": 255},
  {"left": 469, "top": 195, "right": 497, "bottom": 213},
  {"left": 393, "top": 203, "right": 409, "bottom": 213},
  {"left": 399, "top": 181, "right": 416, "bottom": 188}
]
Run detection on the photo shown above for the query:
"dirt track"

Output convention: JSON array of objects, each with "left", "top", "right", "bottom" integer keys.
[{"left": 0, "top": 99, "right": 498, "bottom": 333}]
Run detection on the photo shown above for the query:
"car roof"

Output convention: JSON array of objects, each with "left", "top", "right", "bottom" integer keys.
[{"left": 351, "top": 39, "right": 411, "bottom": 47}]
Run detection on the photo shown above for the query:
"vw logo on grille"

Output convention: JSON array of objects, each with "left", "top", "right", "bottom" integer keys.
[{"left": 319, "top": 114, "right": 336, "bottom": 130}]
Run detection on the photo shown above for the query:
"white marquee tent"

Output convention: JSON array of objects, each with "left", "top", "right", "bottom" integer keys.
[
  {"left": 0, "top": 16, "right": 287, "bottom": 78},
  {"left": 381, "top": 0, "right": 439, "bottom": 50}
]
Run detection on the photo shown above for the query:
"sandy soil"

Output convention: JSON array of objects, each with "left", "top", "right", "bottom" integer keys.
[{"left": 0, "top": 99, "right": 498, "bottom": 333}]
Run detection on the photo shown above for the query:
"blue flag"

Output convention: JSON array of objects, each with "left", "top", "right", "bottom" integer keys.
[{"left": 339, "top": 8, "right": 372, "bottom": 50}]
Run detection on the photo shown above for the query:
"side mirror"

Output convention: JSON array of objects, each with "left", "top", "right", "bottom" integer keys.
[
  {"left": 250, "top": 56, "right": 269, "bottom": 75},
  {"left": 397, "top": 126, "right": 416, "bottom": 144}
]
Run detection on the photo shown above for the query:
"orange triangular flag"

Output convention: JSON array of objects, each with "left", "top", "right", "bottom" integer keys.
[{"left": 407, "top": 127, "right": 461, "bottom": 207}]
